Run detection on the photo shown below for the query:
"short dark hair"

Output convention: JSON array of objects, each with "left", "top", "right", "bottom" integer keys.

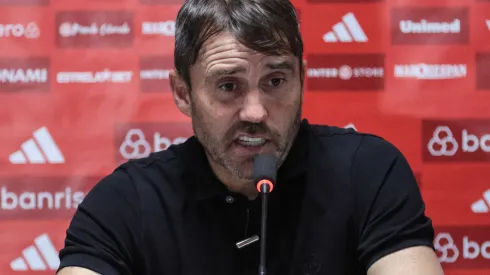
[{"left": 174, "top": 0, "right": 304, "bottom": 91}]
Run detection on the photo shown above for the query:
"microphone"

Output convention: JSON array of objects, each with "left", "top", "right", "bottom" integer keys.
[{"left": 253, "top": 154, "right": 277, "bottom": 275}]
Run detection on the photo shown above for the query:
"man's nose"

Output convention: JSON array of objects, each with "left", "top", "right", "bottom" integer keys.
[{"left": 239, "top": 89, "right": 267, "bottom": 123}]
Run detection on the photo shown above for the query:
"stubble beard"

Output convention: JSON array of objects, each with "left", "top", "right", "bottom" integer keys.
[{"left": 190, "top": 98, "right": 302, "bottom": 182}]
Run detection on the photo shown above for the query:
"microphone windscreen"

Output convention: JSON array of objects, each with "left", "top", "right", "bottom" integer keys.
[{"left": 253, "top": 154, "right": 278, "bottom": 185}]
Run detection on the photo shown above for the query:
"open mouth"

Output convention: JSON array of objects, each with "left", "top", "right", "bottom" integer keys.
[{"left": 236, "top": 136, "right": 267, "bottom": 147}]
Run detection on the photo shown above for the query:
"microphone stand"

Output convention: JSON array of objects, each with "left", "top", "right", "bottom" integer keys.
[{"left": 258, "top": 181, "right": 272, "bottom": 275}]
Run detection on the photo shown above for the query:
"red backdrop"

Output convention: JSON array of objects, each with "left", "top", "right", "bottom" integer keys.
[{"left": 0, "top": 0, "right": 489, "bottom": 274}]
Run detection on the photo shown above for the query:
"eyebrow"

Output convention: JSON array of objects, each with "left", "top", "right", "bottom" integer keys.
[
  {"left": 265, "top": 60, "right": 296, "bottom": 72},
  {"left": 204, "top": 59, "right": 296, "bottom": 83},
  {"left": 205, "top": 67, "right": 247, "bottom": 80}
]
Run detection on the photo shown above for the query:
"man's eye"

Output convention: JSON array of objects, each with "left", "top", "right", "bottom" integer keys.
[
  {"left": 219, "top": 83, "right": 237, "bottom": 92},
  {"left": 269, "top": 78, "right": 285, "bottom": 87}
]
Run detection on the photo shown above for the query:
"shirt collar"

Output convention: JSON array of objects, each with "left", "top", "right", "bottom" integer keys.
[{"left": 185, "top": 119, "right": 311, "bottom": 201}]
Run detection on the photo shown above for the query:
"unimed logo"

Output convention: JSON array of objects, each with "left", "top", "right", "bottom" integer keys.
[
  {"left": 56, "top": 11, "right": 133, "bottom": 48},
  {"left": 435, "top": 226, "right": 490, "bottom": 268},
  {"left": 423, "top": 120, "right": 490, "bottom": 162},
  {"left": 0, "top": 177, "right": 96, "bottom": 219},
  {"left": 140, "top": 56, "right": 173, "bottom": 92},
  {"left": 306, "top": 54, "right": 384, "bottom": 91},
  {"left": 477, "top": 53, "right": 490, "bottom": 90},
  {"left": 0, "top": 58, "right": 50, "bottom": 92},
  {"left": 115, "top": 123, "right": 194, "bottom": 162},
  {"left": 391, "top": 8, "right": 469, "bottom": 44}
]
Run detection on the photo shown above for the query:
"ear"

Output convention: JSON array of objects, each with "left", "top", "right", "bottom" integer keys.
[{"left": 170, "top": 70, "right": 191, "bottom": 117}]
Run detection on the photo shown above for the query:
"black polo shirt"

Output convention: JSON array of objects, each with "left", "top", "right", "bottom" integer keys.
[{"left": 57, "top": 119, "right": 434, "bottom": 275}]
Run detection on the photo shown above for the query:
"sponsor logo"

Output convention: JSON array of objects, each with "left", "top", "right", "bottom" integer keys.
[
  {"left": 0, "top": 177, "right": 93, "bottom": 219},
  {"left": 434, "top": 227, "right": 490, "bottom": 268},
  {"left": 394, "top": 63, "right": 467, "bottom": 80},
  {"left": 477, "top": 53, "right": 490, "bottom": 90},
  {"left": 306, "top": 54, "right": 384, "bottom": 90},
  {"left": 58, "top": 22, "right": 130, "bottom": 38},
  {"left": 344, "top": 123, "right": 357, "bottom": 131},
  {"left": 0, "top": 187, "right": 84, "bottom": 219},
  {"left": 56, "top": 11, "right": 133, "bottom": 48},
  {"left": 400, "top": 19, "right": 461, "bottom": 34},
  {"left": 57, "top": 69, "right": 133, "bottom": 84},
  {"left": 9, "top": 127, "right": 64, "bottom": 164},
  {"left": 323, "top": 13, "right": 367, "bottom": 43},
  {"left": 142, "top": 21, "right": 175, "bottom": 36},
  {"left": 140, "top": 56, "right": 173, "bottom": 92},
  {"left": 471, "top": 189, "right": 490, "bottom": 213},
  {"left": 0, "top": 58, "right": 49, "bottom": 92},
  {"left": 0, "top": 22, "right": 40, "bottom": 39},
  {"left": 391, "top": 8, "right": 469, "bottom": 44},
  {"left": 423, "top": 120, "right": 490, "bottom": 162},
  {"left": 115, "top": 123, "right": 194, "bottom": 162},
  {"left": 10, "top": 234, "right": 59, "bottom": 271},
  {"left": 0, "top": 178, "right": 93, "bottom": 220}
]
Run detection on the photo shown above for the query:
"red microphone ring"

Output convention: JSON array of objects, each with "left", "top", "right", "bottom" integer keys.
[{"left": 256, "top": 179, "right": 274, "bottom": 192}]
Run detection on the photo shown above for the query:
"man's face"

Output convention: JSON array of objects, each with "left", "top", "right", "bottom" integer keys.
[{"left": 187, "top": 32, "right": 303, "bottom": 181}]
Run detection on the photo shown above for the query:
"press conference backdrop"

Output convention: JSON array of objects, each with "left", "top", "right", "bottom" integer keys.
[{"left": 0, "top": 0, "right": 489, "bottom": 273}]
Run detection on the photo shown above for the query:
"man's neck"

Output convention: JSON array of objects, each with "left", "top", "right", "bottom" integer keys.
[{"left": 206, "top": 157, "right": 258, "bottom": 200}]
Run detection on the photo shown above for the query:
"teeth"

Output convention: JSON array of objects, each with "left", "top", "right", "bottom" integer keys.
[{"left": 238, "top": 136, "right": 266, "bottom": 146}]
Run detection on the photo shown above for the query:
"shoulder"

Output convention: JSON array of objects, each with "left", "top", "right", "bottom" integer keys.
[
  {"left": 116, "top": 135, "right": 196, "bottom": 178},
  {"left": 307, "top": 123, "right": 402, "bottom": 170},
  {"left": 92, "top": 137, "right": 197, "bottom": 200}
]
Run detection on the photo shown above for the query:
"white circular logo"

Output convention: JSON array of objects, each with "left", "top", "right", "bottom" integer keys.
[
  {"left": 338, "top": 65, "right": 353, "bottom": 80},
  {"left": 427, "top": 126, "right": 459, "bottom": 156},
  {"left": 59, "top": 23, "right": 73, "bottom": 37},
  {"left": 119, "top": 129, "right": 152, "bottom": 159},
  {"left": 434, "top": 233, "right": 459, "bottom": 263},
  {"left": 24, "top": 22, "right": 40, "bottom": 39}
]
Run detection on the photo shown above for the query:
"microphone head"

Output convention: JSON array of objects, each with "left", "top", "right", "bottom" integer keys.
[{"left": 253, "top": 154, "right": 278, "bottom": 185}]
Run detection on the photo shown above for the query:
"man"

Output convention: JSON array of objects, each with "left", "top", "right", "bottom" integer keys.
[{"left": 57, "top": 0, "right": 444, "bottom": 274}]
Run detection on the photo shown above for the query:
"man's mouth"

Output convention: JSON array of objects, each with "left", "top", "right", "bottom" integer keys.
[{"left": 236, "top": 136, "right": 267, "bottom": 147}]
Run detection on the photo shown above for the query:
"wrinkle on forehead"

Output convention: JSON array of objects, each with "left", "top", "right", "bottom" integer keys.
[
  {"left": 197, "top": 34, "right": 266, "bottom": 77},
  {"left": 192, "top": 32, "right": 297, "bottom": 85}
]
